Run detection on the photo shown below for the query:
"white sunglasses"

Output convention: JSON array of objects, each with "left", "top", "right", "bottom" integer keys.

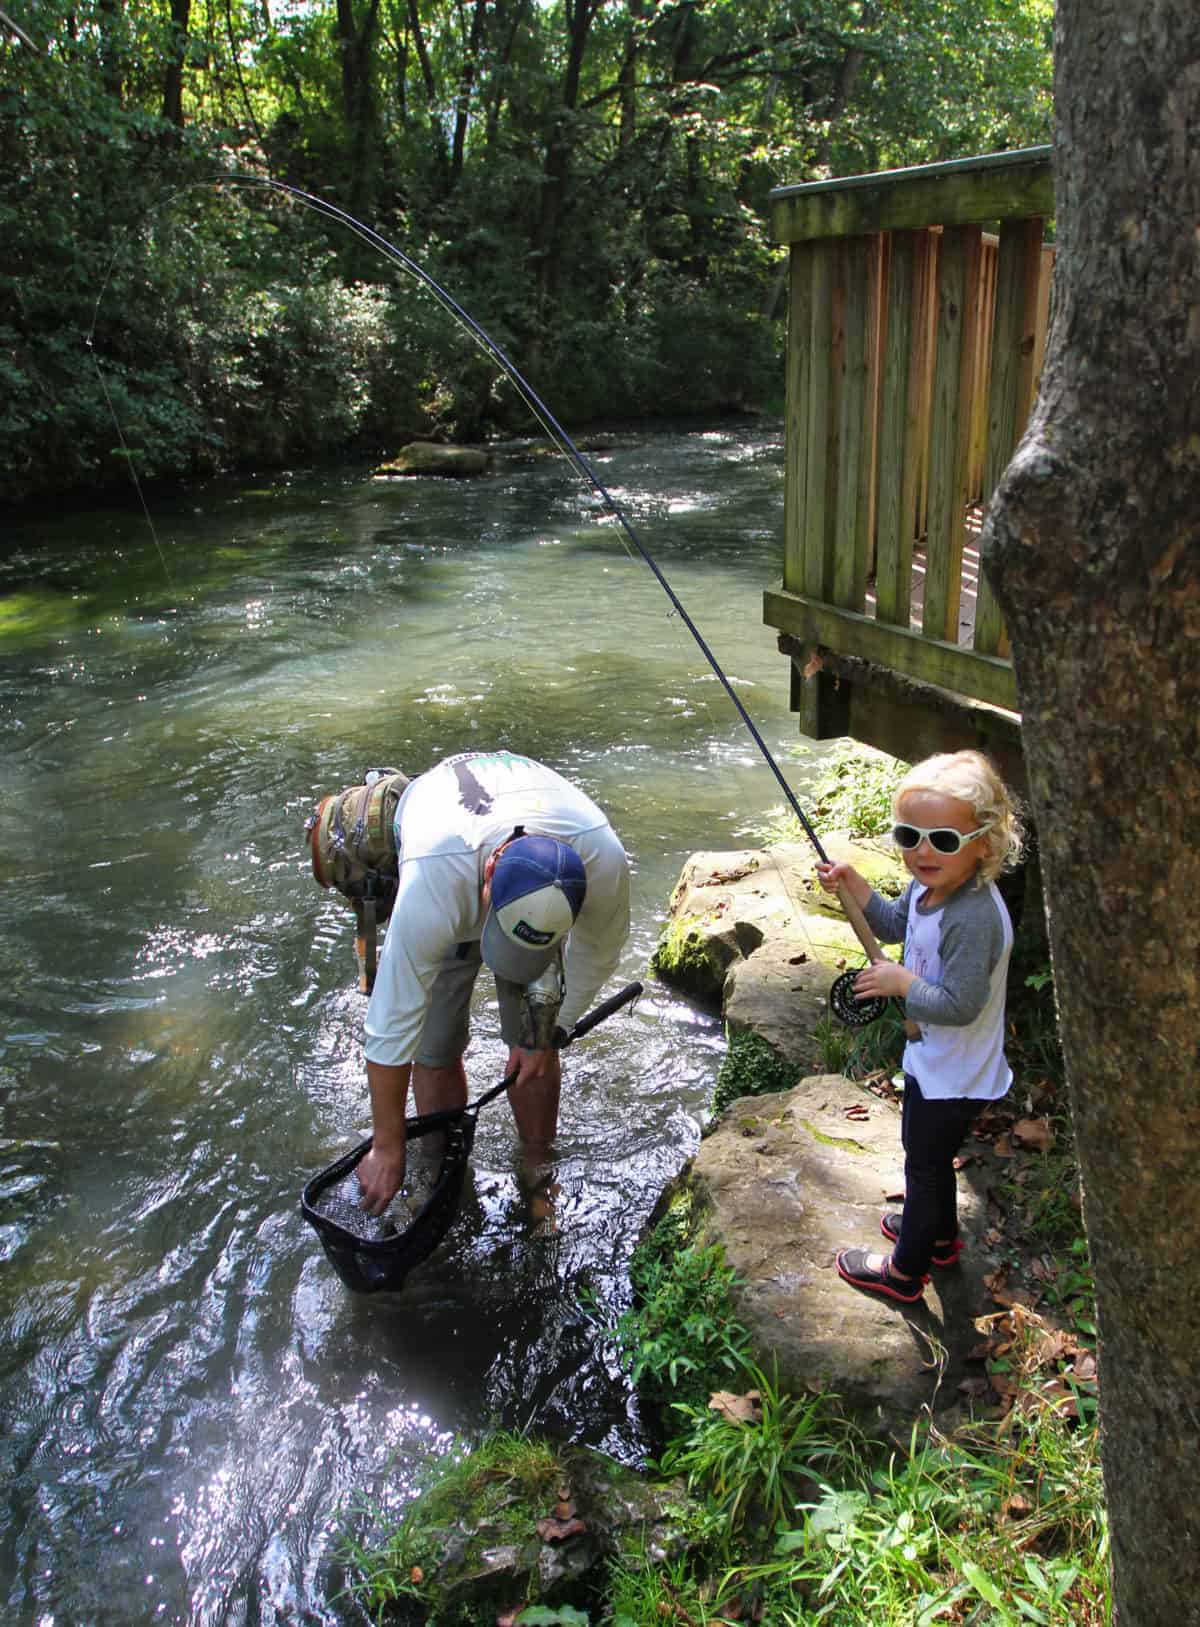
[{"left": 891, "top": 822, "right": 992, "bottom": 856}]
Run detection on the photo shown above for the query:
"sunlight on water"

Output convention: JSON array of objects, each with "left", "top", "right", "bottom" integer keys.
[{"left": 0, "top": 425, "right": 832, "bottom": 1623}]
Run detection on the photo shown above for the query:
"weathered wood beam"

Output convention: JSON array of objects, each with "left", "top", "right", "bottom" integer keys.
[
  {"left": 770, "top": 146, "right": 1053, "bottom": 244},
  {"left": 763, "top": 586, "right": 1019, "bottom": 711}
]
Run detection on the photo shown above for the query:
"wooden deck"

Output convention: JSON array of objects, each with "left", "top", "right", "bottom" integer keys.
[{"left": 764, "top": 148, "right": 1053, "bottom": 782}]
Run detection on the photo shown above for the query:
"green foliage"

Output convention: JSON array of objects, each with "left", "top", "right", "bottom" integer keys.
[
  {"left": 711, "top": 1029, "right": 804, "bottom": 1117},
  {"left": 342, "top": 1430, "right": 563, "bottom": 1624},
  {"left": 1, "top": 0, "right": 1054, "bottom": 504},
  {"left": 747, "top": 742, "right": 909, "bottom": 848},
  {"left": 612, "top": 1200, "right": 752, "bottom": 1415}
]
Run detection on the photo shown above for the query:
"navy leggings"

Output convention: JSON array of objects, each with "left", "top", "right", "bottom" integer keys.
[{"left": 890, "top": 1073, "right": 984, "bottom": 1279}]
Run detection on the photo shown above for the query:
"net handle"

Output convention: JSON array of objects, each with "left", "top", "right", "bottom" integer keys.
[{"left": 405, "top": 980, "right": 645, "bottom": 1135}]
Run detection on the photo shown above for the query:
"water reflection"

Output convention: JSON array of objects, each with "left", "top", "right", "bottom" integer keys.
[{"left": 0, "top": 424, "right": 827, "bottom": 1623}]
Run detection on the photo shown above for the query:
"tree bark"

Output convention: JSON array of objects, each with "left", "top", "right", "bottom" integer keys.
[
  {"left": 981, "top": 3, "right": 1200, "bottom": 1620},
  {"left": 161, "top": 0, "right": 191, "bottom": 128}
]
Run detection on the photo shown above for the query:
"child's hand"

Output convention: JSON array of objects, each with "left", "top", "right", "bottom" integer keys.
[
  {"left": 815, "top": 860, "right": 857, "bottom": 896},
  {"left": 855, "top": 960, "right": 914, "bottom": 1000}
]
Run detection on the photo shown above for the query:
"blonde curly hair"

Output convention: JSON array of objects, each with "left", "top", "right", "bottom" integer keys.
[{"left": 893, "top": 750, "right": 1023, "bottom": 886}]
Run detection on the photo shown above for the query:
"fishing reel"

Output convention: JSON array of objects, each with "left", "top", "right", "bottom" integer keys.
[
  {"left": 828, "top": 970, "right": 890, "bottom": 1028},
  {"left": 518, "top": 953, "right": 566, "bottom": 1051}
]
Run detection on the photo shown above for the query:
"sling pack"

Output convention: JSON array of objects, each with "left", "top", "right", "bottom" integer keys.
[{"left": 306, "top": 768, "right": 411, "bottom": 993}]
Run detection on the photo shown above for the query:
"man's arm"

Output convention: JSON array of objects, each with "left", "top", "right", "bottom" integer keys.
[{"left": 357, "top": 1060, "right": 413, "bottom": 1215}]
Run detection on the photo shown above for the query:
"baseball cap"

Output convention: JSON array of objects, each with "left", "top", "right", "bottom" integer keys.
[{"left": 480, "top": 835, "right": 587, "bottom": 984}]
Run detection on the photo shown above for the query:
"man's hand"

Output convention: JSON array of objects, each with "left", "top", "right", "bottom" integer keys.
[
  {"left": 356, "top": 1145, "right": 406, "bottom": 1216},
  {"left": 505, "top": 1044, "right": 560, "bottom": 1091},
  {"left": 360, "top": 1059, "right": 413, "bottom": 1216}
]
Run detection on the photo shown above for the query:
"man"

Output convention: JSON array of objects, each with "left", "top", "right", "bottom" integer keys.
[{"left": 356, "top": 750, "right": 631, "bottom": 1215}]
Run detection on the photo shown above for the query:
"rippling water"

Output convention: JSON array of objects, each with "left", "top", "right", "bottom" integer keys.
[{"left": 0, "top": 424, "right": 829, "bottom": 1624}]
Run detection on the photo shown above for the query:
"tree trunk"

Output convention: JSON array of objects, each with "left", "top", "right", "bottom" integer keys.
[
  {"left": 449, "top": 0, "right": 489, "bottom": 186},
  {"left": 162, "top": 0, "right": 191, "bottom": 128},
  {"left": 981, "top": 3, "right": 1200, "bottom": 1620},
  {"left": 531, "top": 0, "right": 601, "bottom": 316},
  {"left": 335, "top": 0, "right": 381, "bottom": 215}
]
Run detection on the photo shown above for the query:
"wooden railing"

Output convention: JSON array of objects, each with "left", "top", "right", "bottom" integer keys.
[{"left": 763, "top": 147, "right": 1054, "bottom": 728}]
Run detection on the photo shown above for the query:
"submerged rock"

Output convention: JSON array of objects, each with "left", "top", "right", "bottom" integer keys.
[{"left": 375, "top": 441, "right": 492, "bottom": 477}]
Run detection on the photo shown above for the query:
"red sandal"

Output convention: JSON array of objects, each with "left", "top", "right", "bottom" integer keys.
[{"left": 836, "top": 1248, "right": 928, "bottom": 1304}]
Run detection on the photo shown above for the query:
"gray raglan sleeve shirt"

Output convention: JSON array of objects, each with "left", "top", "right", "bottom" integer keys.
[{"left": 864, "top": 880, "right": 1008, "bottom": 1027}]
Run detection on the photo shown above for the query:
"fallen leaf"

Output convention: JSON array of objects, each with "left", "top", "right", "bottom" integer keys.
[
  {"left": 709, "top": 1389, "right": 763, "bottom": 1424},
  {"left": 992, "top": 1133, "right": 1015, "bottom": 1157},
  {"left": 992, "top": 1284, "right": 1039, "bottom": 1310},
  {"left": 1074, "top": 1351, "right": 1098, "bottom": 1384},
  {"left": 536, "top": 1515, "right": 587, "bottom": 1542},
  {"left": 1012, "top": 1117, "right": 1055, "bottom": 1153}
]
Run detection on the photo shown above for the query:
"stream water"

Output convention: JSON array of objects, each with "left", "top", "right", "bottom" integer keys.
[{"left": 0, "top": 423, "right": 831, "bottom": 1624}]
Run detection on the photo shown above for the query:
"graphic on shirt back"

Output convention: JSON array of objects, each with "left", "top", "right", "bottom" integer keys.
[{"left": 450, "top": 757, "right": 495, "bottom": 815}]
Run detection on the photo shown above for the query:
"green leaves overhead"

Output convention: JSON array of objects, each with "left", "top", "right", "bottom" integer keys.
[{"left": 1, "top": 0, "right": 1051, "bottom": 501}]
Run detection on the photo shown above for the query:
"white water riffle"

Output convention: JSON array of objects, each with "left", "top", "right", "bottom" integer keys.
[{"left": 0, "top": 423, "right": 832, "bottom": 1624}]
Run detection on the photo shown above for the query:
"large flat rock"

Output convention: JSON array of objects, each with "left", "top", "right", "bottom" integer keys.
[{"left": 688, "top": 1073, "right": 1002, "bottom": 1426}]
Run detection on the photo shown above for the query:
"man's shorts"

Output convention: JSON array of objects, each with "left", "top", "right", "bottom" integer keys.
[{"left": 414, "top": 940, "right": 525, "bottom": 1067}]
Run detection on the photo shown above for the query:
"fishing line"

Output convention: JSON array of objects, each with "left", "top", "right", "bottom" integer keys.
[
  {"left": 92, "top": 176, "right": 891, "bottom": 1018},
  {"left": 90, "top": 175, "right": 834, "bottom": 863},
  {"left": 197, "top": 174, "right": 833, "bottom": 862}
]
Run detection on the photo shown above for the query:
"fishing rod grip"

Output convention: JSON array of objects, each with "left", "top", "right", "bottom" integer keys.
[
  {"left": 559, "top": 980, "right": 644, "bottom": 1047},
  {"left": 836, "top": 883, "right": 886, "bottom": 965}
]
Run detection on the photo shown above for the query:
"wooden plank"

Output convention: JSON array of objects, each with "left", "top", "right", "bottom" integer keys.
[
  {"left": 976, "top": 217, "right": 1045, "bottom": 657},
  {"left": 782, "top": 244, "right": 815, "bottom": 594},
  {"left": 875, "top": 231, "right": 920, "bottom": 626},
  {"left": 832, "top": 236, "right": 876, "bottom": 610},
  {"left": 771, "top": 147, "right": 1053, "bottom": 244},
  {"left": 860, "top": 233, "right": 885, "bottom": 582},
  {"left": 764, "top": 586, "right": 1018, "bottom": 711},
  {"left": 1032, "top": 245, "right": 1056, "bottom": 400},
  {"left": 915, "top": 230, "right": 938, "bottom": 540},
  {"left": 804, "top": 241, "right": 838, "bottom": 600},
  {"left": 967, "top": 236, "right": 998, "bottom": 498},
  {"left": 923, "top": 225, "right": 983, "bottom": 644}
]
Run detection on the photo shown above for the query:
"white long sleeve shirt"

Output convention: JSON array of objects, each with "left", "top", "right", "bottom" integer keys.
[{"left": 363, "top": 752, "right": 631, "bottom": 1066}]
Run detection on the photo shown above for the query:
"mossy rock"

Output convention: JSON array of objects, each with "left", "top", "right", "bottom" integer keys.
[
  {"left": 376, "top": 441, "right": 492, "bottom": 477},
  {"left": 649, "top": 911, "right": 732, "bottom": 1006},
  {"left": 361, "top": 1440, "right": 693, "bottom": 1624}
]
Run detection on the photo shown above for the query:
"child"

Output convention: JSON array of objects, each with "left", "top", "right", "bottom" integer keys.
[{"left": 815, "top": 750, "right": 1024, "bottom": 1304}]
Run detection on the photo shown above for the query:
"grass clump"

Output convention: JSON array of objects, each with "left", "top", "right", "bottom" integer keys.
[
  {"left": 747, "top": 741, "right": 909, "bottom": 848},
  {"left": 730, "top": 1402, "right": 1108, "bottom": 1625}
]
